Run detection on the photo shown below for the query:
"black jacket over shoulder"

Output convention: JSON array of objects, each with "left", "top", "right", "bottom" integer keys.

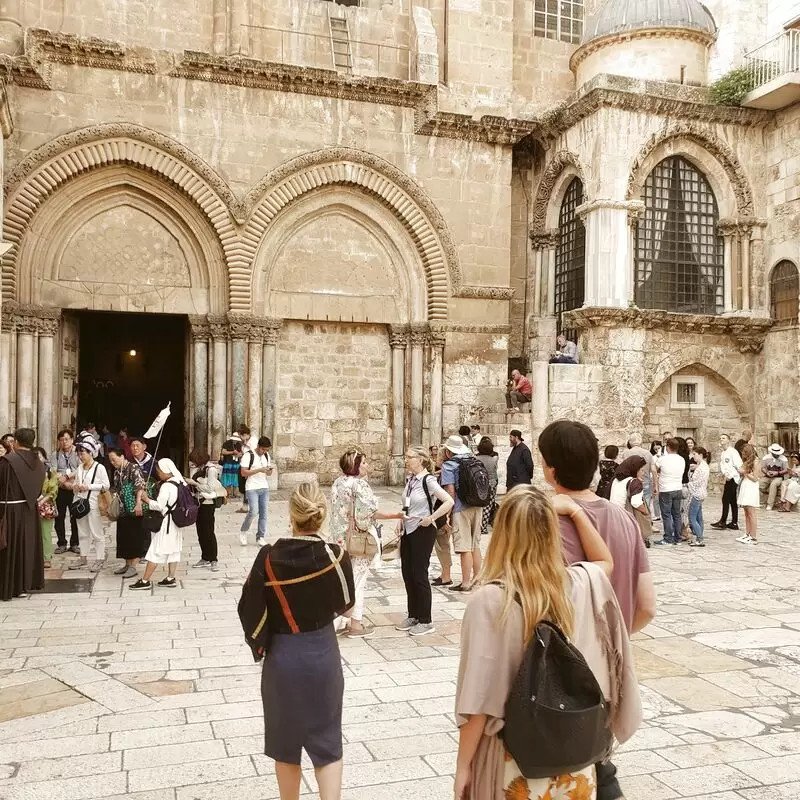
[
  {"left": 506, "top": 442, "right": 534, "bottom": 489},
  {"left": 238, "top": 535, "right": 355, "bottom": 661}
]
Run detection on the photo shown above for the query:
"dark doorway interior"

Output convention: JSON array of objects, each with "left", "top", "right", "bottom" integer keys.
[{"left": 77, "top": 311, "right": 187, "bottom": 467}]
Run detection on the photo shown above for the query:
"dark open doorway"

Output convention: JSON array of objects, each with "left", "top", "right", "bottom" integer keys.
[{"left": 76, "top": 311, "right": 187, "bottom": 467}]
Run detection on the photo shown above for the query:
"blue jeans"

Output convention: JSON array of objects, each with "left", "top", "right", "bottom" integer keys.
[
  {"left": 241, "top": 487, "right": 269, "bottom": 539},
  {"left": 659, "top": 490, "right": 682, "bottom": 543},
  {"left": 689, "top": 497, "right": 704, "bottom": 541}
]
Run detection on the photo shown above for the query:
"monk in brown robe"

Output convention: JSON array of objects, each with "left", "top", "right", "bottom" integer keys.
[{"left": 0, "top": 428, "right": 46, "bottom": 601}]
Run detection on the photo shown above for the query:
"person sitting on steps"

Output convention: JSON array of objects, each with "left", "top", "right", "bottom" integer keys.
[{"left": 505, "top": 369, "right": 532, "bottom": 412}]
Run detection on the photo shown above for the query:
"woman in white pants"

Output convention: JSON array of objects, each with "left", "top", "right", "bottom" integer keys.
[
  {"left": 67, "top": 439, "right": 110, "bottom": 572},
  {"left": 330, "top": 450, "right": 404, "bottom": 637}
]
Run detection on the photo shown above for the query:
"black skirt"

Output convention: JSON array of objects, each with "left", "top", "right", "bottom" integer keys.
[
  {"left": 115, "top": 515, "right": 147, "bottom": 560},
  {"left": 262, "top": 624, "right": 344, "bottom": 767}
]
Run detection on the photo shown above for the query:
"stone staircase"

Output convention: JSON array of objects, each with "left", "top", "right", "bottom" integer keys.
[{"left": 465, "top": 407, "right": 532, "bottom": 494}]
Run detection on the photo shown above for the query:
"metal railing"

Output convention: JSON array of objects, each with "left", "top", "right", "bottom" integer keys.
[
  {"left": 744, "top": 28, "right": 800, "bottom": 89},
  {"left": 239, "top": 24, "right": 412, "bottom": 81}
]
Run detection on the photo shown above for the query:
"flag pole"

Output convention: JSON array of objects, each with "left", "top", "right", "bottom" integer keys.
[{"left": 146, "top": 425, "right": 165, "bottom": 484}]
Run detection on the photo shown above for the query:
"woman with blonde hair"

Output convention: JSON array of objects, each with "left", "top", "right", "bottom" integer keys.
[
  {"left": 238, "top": 483, "right": 356, "bottom": 800},
  {"left": 454, "top": 485, "right": 641, "bottom": 800},
  {"left": 736, "top": 443, "right": 760, "bottom": 545},
  {"left": 330, "top": 449, "right": 404, "bottom": 638}
]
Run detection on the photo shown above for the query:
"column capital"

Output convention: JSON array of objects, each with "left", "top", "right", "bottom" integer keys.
[
  {"left": 207, "top": 314, "right": 229, "bottom": 340},
  {"left": 226, "top": 312, "right": 253, "bottom": 341},
  {"left": 263, "top": 318, "right": 283, "bottom": 346},
  {"left": 428, "top": 325, "right": 447, "bottom": 349},
  {"left": 718, "top": 217, "right": 768, "bottom": 238},
  {"left": 529, "top": 228, "right": 559, "bottom": 249},
  {"left": 189, "top": 314, "right": 211, "bottom": 342},
  {"left": 409, "top": 322, "right": 430, "bottom": 348},
  {"left": 389, "top": 324, "right": 409, "bottom": 349},
  {"left": 1, "top": 302, "right": 61, "bottom": 334},
  {"left": 575, "top": 198, "right": 644, "bottom": 223}
]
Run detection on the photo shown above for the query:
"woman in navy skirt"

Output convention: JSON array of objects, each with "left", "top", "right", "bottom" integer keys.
[{"left": 238, "top": 483, "right": 355, "bottom": 800}]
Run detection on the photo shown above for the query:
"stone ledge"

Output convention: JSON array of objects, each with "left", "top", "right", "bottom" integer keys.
[{"left": 563, "top": 306, "right": 774, "bottom": 353}]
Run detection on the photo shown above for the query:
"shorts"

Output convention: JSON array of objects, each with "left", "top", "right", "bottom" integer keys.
[{"left": 452, "top": 506, "right": 482, "bottom": 554}]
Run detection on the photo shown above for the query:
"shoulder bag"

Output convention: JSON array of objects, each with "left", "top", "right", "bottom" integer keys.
[
  {"left": 70, "top": 465, "right": 99, "bottom": 519},
  {"left": 345, "top": 490, "right": 379, "bottom": 560}
]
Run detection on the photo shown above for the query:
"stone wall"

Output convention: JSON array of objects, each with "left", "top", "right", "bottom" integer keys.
[
  {"left": 755, "top": 328, "right": 800, "bottom": 438},
  {"left": 274, "top": 321, "right": 391, "bottom": 485}
]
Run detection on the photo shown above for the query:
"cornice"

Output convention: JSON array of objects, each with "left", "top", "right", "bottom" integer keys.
[
  {"left": 563, "top": 306, "right": 773, "bottom": 353},
  {"left": 454, "top": 285, "right": 515, "bottom": 300},
  {"left": 441, "top": 323, "right": 511, "bottom": 334},
  {"left": 415, "top": 109, "right": 538, "bottom": 145}
]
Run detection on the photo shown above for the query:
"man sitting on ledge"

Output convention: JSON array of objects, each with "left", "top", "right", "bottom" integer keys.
[
  {"left": 549, "top": 334, "right": 579, "bottom": 364},
  {"left": 505, "top": 369, "right": 532, "bottom": 412}
]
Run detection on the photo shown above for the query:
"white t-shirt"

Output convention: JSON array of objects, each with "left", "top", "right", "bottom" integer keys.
[
  {"left": 658, "top": 452, "right": 685, "bottom": 493},
  {"left": 242, "top": 451, "right": 271, "bottom": 491}
]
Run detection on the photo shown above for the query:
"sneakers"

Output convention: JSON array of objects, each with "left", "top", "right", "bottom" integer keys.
[
  {"left": 122, "top": 566, "right": 138, "bottom": 579},
  {"left": 239, "top": 533, "right": 248, "bottom": 546},
  {"left": 689, "top": 541, "right": 706, "bottom": 548},
  {"left": 70, "top": 546, "right": 81, "bottom": 554},
  {"left": 736, "top": 533, "right": 752, "bottom": 543},
  {"left": 256, "top": 537, "right": 265, "bottom": 546},
  {"left": 766, "top": 505, "right": 773, "bottom": 511},
  {"left": 157, "top": 577, "right": 177, "bottom": 588},
  {"left": 89, "top": 560, "right": 105, "bottom": 573},
  {"left": 129, "top": 579, "right": 151, "bottom": 590},
  {"left": 727, "top": 523, "right": 740, "bottom": 531},
  {"left": 54, "top": 546, "right": 68, "bottom": 555},
  {"left": 739, "top": 535, "right": 757, "bottom": 545},
  {"left": 395, "top": 617, "right": 418, "bottom": 631},
  {"left": 409, "top": 622, "right": 436, "bottom": 637},
  {"left": 193, "top": 559, "right": 211, "bottom": 568},
  {"left": 210, "top": 561, "right": 220, "bottom": 572},
  {"left": 710, "top": 522, "right": 727, "bottom": 530},
  {"left": 68, "top": 560, "right": 88, "bottom": 570},
  {"left": 345, "top": 624, "right": 375, "bottom": 639},
  {"left": 113, "top": 564, "right": 129, "bottom": 575}
]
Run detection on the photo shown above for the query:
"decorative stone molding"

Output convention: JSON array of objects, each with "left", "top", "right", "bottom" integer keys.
[
  {"left": 455, "top": 285, "right": 515, "bottom": 300},
  {"left": 0, "top": 53, "right": 52, "bottom": 89},
  {"left": 428, "top": 326, "right": 447, "bottom": 349},
  {"left": 0, "top": 302, "right": 61, "bottom": 333},
  {"left": 531, "top": 151, "right": 583, "bottom": 235},
  {"left": 389, "top": 324, "right": 409, "bottom": 349},
  {"left": 226, "top": 313, "right": 254, "bottom": 341},
  {"left": 440, "top": 323, "right": 512, "bottom": 334},
  {"left": 188, "top": 314, "right": 211, "bottom": 342},
  {"left": 415, "top": 110, "right": 538, "bottom": 145},
  {"left": 530, "top": 229, "right": 560, "bottom": 249},
  {"left": 718, "top": 217, "right": 768, "bottom": 237},
  {"left": 2, "top": 124, "right": 241, "bottom": 304},
  {"left": 207, "top": 314, "right": 228, "bottom": 340},
  {"left": 626, "top": 123, "right": 755, "bottom": 216},
  {"left": 562, "top": 306, "right": 773, "bottom": 354},
  {"left": 408, "top": 323, "right": 430, "bottom": 348},
  {"left": 171, "top": 50, "right": 434, "bottom": 110},
  {"left": 243, "top": 148, "right": 460, "bottom": 320},
  {"left": 575, "top": 198, "right": 644, "bottom": 221},
  {"left": 262, "top": 318, "right": 283, "bottom": 346},
  {"left": 26, "top": 28, "right": 157, "bottom": 74}
]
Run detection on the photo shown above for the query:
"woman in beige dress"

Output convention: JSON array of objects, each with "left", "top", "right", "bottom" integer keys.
[{"left": 454, "top": 484, "right": 642, "bottom": 800}]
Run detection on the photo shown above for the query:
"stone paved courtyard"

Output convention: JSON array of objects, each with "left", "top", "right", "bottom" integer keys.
[{"left": 1, "top": 491, "right": 800, "bottom": 799}]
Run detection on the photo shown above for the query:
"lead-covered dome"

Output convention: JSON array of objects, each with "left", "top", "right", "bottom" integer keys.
[{"left": 583, "top": 0, "right": 717, "bottom": 44}]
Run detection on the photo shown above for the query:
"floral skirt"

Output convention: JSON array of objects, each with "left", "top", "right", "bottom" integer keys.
[{"left": 503, "top": 756, "right": 595, "bottom": 800}]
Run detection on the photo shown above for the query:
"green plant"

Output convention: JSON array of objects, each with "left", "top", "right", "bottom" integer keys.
[{"left": 710, "top": 67, "right": 758, "bottom": 106}]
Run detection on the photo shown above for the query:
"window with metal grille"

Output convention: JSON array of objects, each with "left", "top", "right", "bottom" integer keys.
[
  {"left": 554, "top": 177, "right": 585, "bottom": 338},
  {"left": 635, "top": 156, "right": 724, "bottom": 315},
  {"left": 676, "top": 383, "right": 697, "bottom": 404},
  {"left": 534, "top": 0, "right": 583, "bottom": 44},
  {"left": 770, "top": 260, "right": 799, "bottom": 326}
]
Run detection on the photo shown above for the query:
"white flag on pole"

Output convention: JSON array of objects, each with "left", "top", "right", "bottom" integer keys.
[{"left": 143, "top": 402, "right": 171, "bottom": 439}]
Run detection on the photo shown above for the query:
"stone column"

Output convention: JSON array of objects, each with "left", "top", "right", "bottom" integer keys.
[
  {"left": 530, "top": 230, "right": 559, "bottom": 317},
  {"left": 189, "top": 316, "right": 210, "bottom": 452},
  {"left": 15, "top": 310, "right": 37, "bottom": 429},
  {"left": 578, "top": 200, "right": 643, "bottom": 308},
  {"left": 261, "top": 320, "right": 281, "bottom": 444},
  {"left": 227, "top": 314, "right": 249, "bottom": 431},
  {"left": 247, "top": 320, "right": 267, "bottom": 436},
  {"left": 389, "top": 325, "right": 408, "bottom": 484},
  {"left": 208, "top": 315, "right": 228, "bottom": 458},
  {"left": 36, "top": 313, "right": 59, "bottom": 449},
  {"left": 0, "top": 325, "right": 9, "bottom": 433},
  {"left": 409, "top": 323, "right": 427, "bottom": 446},
  {"left": 428, "top": 327, "right": 446, "bottom": 450},
  {"left": 739, "top": 224, "right": 752, "bottom": 312},
  {"left": 720, "top": 224, "right": 736, "bottom": 312}
]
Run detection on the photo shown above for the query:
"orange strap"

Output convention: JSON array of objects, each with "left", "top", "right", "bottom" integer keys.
[{"left": 264, "top": 551, "right": 299, "bottom": 634}]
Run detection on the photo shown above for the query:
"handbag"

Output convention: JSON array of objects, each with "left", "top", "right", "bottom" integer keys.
[
  {"left": 502, "top": 616, "right": 612, "bottom": 779},
  {"left": 70, "top": 465, "right": 99, "bottom": 519},
  {"left": 142, "top": 510, "right": 164, "bottom": 533},
  {"left": 379, "top": 522, "right": 402, "bottom": 561},
  {"left": 345, "top": 496, "right": 379, "bottom": 560}
]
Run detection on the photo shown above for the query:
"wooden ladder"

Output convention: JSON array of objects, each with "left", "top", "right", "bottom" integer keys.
[{"left": 328, "top": 16, "right": 352, "bottom": 72}]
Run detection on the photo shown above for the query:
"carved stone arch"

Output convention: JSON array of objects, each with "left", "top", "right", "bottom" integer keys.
[
  {"left": 531, "top": 150, "right": 584, "bottom": 235},
  {"left": 648, "top": 359, "right": 749, "bottom": 417},
  {"left": 626, "top": 124, "right": 754, "bottom": 217},
  {"left": 240, "top": 148, "right": 460, "bottom": 320},
  {"left": 2, "top": 123, "right": 240, "bottom": 304}
]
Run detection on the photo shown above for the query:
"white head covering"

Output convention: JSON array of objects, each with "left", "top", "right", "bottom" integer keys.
[
  {"left": 157, "top": 457, "right": 186, "bottom": 485},
  {"left": 76, "top": 438, "right": 99, "bottom": 457}
]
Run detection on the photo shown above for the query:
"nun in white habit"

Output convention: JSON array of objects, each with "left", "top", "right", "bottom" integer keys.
[{"left": 129, "top": 458, "right": 185, "bottom": 590}]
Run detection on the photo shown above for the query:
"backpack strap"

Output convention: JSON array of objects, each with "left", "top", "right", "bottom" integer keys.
[{"left": 420, "top": 474, "right": 435, "bottom": 515}]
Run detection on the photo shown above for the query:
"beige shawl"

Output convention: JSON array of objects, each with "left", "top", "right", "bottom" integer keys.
[{"left": 454, "top": 563, "right": 642, "bottom": 800}]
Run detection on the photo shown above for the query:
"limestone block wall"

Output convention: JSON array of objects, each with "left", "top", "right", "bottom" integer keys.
[
  {"left": 755, "top": 329, "right": 800, "bottom": 439},
  {"left": 703, "top": 0, "right": 768, "bottom": 79},
  {"left": 275, "top": 321, "right": 391, "bottom": 485}
]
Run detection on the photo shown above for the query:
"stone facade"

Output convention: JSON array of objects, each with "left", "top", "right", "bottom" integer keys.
[{"left": 0, "top": 0, "right": 798, "bottom": 484}]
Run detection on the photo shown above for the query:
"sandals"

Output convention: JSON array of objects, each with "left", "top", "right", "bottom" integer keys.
[{"left": 431, "top": 577, "right": 453, "bottom": 587}]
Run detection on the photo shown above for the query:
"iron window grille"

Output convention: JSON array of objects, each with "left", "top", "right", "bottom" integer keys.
[
  {"left": 635, "top": 156, "right": 724, "bottom": 316},
  {"left": 554, "top": 177, "right": 585, "bottom": 340},
  {"left": 676, "top": 383, "right": 697, "bottom": 404},
  {"left": 534, "top": 0, "right": 583, "bottom": 44},
  {"left": 770, "top": 260, "right": 799, "bottom": 326},
  {"left": 773, "top": 423, "right": 799, "bottom": 454}
]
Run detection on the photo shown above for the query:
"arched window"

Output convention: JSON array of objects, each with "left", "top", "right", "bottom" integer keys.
[
  {"left": 770, "top": 260, "right": 799, "bottom": 326},
  {"left": 635, "top": 156, "right": 724, "bottom": 315},
  {"left": 554, "top": 177, "right": 585, "bottom": 336}
]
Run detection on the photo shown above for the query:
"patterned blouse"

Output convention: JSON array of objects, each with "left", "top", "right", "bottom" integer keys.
[
  {"left": 329, "top": 475, "right": 378, "bottom": 548},
  {"left": 112, "top": 459, "right": 149, "bottom": 515}
]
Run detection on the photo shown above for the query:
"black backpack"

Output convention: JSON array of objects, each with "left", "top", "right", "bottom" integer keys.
[
  {"left": 168, "top": 480, "right": 200, "bottom": 528},
  {"left": 502, "top": 618, "right": 612, "bottom": 779},
  {"left": 455, "top": 456, "right": 491, "bottom": 507}
]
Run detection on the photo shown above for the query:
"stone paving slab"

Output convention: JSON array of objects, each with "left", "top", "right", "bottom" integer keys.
[{"left": 2, "top": 496, "right": 800, "bottom": 797}]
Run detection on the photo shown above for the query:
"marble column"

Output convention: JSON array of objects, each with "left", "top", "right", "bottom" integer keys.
[
  {"left": 389, "top": 326, "right": 407, "bottom": 484},
  {"left": 578, "top": 199, "right": 643, "bottom": 308},
  {"left": 227, "top": 314, "right": 249, "bottom": 431},
  {"left": 530, "top": 231, "right": 559, "bottom": 317},
  {"left": 740, "top": 225, "right": 752, "bottom": 312},
  {"left": 261, "top": 320, "right": 281, "bottom": 445},
  {"left": 409, "top": 324, "right": 427, "bottom": 446},
  {"left": 189, "top": 316, "right": 210, "bottom": 452},
  {"left": 15, "top": 312, "right": 36, "bottom": 429},
  {"left": 209, "top": 315, "right": 228, "bottom": 458},
  {"left": 0, "top": 328, "right": 9, "bottom": 433},
  {"left": 36, "top": 314, "right": 59, "bottom": 450},
  {"left": 721, "top": 226, "right": 735, "bottom": 312},
  {"left": 247, "top": 321, "right": 266, "bottom": 436},
  {"left": 428, "top": 328, "right": 446, "bottom": 450}
]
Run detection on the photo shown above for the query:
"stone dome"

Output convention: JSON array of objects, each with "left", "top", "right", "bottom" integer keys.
[{"left": 582, "top": 0, "right": 717, "bottom": 44}]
